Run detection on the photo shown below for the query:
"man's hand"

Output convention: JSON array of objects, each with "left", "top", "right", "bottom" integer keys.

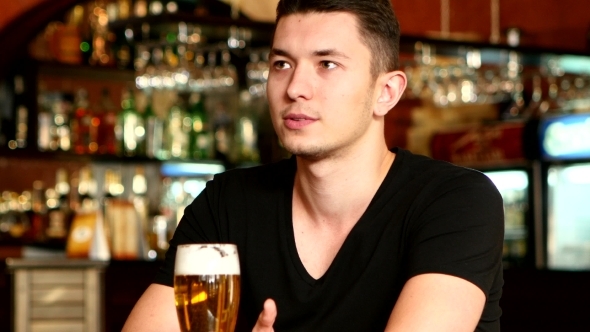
[{"left": 252, "top": 299, "right": 277, "bottom": 332}]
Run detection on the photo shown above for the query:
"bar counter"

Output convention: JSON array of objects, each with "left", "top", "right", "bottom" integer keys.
[
  {"left": 1, "top": 256, "right": 161, "bottom": 332},
  {"left": 2, "top": 258, "right": 590, "bottom": 331}
]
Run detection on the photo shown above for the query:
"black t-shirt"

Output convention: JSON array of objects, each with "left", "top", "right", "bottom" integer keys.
[{"left": 154, "top": 148, "right": 504, "bottom": 331}]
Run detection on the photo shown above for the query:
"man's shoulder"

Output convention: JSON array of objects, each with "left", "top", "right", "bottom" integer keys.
[{"left": 395, "top": 148, "right": 497, "bottom": 191}]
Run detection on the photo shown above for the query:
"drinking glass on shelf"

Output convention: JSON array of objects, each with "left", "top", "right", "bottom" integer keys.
[{"left": 174, "top": 243, "right": 241, "bottom": 332}]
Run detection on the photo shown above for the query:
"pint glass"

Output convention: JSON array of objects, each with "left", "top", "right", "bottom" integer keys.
[{"left": 174, "top": 244, "right": 241, "bottom": 332}]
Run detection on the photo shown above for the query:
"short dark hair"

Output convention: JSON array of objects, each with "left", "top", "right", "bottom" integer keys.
[{"left": 275, "top": 0, "right": 401, "bottom": 77}]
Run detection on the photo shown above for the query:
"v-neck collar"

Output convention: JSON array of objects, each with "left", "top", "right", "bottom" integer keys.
[{"left": 282, "top": 149, "right": 404, "bottom": 286}]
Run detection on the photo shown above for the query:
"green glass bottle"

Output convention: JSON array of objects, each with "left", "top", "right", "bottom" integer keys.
[
  {"left": 118, "top": 89, "right": 146, "bottom": 157},
  {"left": 188, "top": 93, "right": 213, "bottom": 160}
]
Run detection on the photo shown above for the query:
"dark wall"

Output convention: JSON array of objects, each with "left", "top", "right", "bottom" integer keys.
[
  {"left": 501, "top": 268, "right": 590, "bottom": 331},
  {"left": 392, "top": 0, "right": 590, "bottom": 52}
]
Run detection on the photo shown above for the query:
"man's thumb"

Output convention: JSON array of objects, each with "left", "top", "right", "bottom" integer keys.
[{"left": 258, "top": 299, "right": 277, "bottom": 327}]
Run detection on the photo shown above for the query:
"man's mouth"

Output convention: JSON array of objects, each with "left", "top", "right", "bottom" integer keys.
[{"left": 283, "top": 114, "right": 316, "bottom": 129}]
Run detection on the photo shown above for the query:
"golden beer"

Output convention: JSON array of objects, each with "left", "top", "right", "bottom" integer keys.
[
  {"left": 174, "top": 244, "right": 241, "bottom": 332},
  {"left": 174, "top": 274, "right": 240, "bottom": 332}
]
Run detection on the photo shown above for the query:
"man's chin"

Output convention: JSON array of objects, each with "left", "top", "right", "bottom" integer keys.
[{"left": 287, "top": 146, "right": 328, "bottom": 161}]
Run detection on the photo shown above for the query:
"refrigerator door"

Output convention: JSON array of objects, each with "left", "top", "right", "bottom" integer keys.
[
  {"left": 485, "top": 170, "right": 530, "bottom": 268},
  {"left": 547, "top": 163, "right": 590, "bottom": 270}
]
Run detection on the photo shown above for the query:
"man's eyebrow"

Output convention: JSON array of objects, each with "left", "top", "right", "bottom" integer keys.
[
  {"left": 313, "top": 49, "right": 350, "bottom": 59},
  {"left": 269, "top": 48, "right": 291, "bottom": 58},
  {"left": 269, "top": 48, "right": 350, "bottom": 59}
]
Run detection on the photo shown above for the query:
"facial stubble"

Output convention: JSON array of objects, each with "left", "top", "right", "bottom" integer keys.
[{"left": 277, "top": 82, "right": 377, "bottom": 161}]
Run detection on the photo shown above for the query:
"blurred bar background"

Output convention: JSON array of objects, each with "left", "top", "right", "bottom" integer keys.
[{"left": 1, "top": 0, "right": 589, "bottom": 331}]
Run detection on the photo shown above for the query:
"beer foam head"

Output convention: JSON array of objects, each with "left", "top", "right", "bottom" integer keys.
[{"left": 175, "top": 244, "right": 240, "bottom": 275}]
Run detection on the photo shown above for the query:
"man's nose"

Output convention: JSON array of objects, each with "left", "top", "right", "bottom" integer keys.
[{"left": 286, "top": 63, "right": 313, "bottom": 101}]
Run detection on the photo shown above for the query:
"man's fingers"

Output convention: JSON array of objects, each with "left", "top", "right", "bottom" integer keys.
[{"left": 254, "top": 299, "right": 277, "bottom": 331}]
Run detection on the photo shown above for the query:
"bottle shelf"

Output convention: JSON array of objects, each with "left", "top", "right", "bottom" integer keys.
[
  {"left": 108, "top": 13, "right": 275, "bottom": 48},
  {"left": 108, "top": 12, "right": 274, "bottom": 31},
  {"left": 108, "top": 12, "right": 590, "bottom": 74},
  {"left": 398, "top": 34, "right": 590, "bottom": 74},
  {"left": 37, "top": 61, "right": 135, "bottom": 82},
  {"left": 0, "top": 146, "right": 226, "bottom": 167}
]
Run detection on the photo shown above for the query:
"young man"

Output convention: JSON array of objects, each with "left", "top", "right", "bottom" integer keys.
[{"left": 123, "top": 0, "right": 504, "bottom": 331}]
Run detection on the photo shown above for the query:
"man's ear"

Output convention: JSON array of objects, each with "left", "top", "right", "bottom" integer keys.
[{"left": 374, "top": 71, "right": 407, "bottom": 116}]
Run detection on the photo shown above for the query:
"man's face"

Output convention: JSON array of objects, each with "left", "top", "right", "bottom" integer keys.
[{"left": 267, "top": 12, "right": 378, "bottom": 160}]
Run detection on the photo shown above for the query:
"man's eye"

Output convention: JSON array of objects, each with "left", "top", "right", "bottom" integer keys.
[
  {"left": 273, "top": 61, "right": 291, "bottom": 70},
  {"left": 320, "top": 61, "right": 337, "bottom": 70}
]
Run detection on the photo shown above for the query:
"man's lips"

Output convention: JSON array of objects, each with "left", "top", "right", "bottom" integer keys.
[{"left": 283, "top": 114, "right": 317, "bottom": 130}]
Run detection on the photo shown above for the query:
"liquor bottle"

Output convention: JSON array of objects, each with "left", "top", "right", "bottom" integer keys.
[
  {"left": 0, "top": 192, "right": 11, "bottom": 241},
  {"left": 89, "top": 1, "right": 115, "bottom": 67},
  {"left": 37, "top": 88, "right": 53, "bottom": 151},
  {"left": 115, "top": 30, "right": 133, "bottom": 70},
  {"left": 78, "top": 2, "right": 94, "bottom": 65},
  {"left": 67, "top": 166, "right": 110, "bottom": 260},
  {"left": 164, "top": 96, "right": 191, "bottom": 159},
  {"left": 55, "top": 168, "right": 72, "bottom": 215},
  {"left": 28, "top": 181, "right": 48, "bottom": 242},
  {"left": 12, "top": 75, "right": 28, "bottom": 149},
  {"left": 0, "top": 80, "right": 11, "bottom": 147},
  {"left": 2, "top": 192, "right": 30, "bottom": 240},
  {"left": 54, "top": 5, "right": 83, "bottom": 65},
  {"left": 132, "top": 166, "right": 151, "bottom": 259},
  {"left": 211, "top": 97, "right": 234, "bottom": 164},
  {"left": 97, "top": 88, "right": 119, "bottom": 154},
  {"left": 49, "top": 92, "right": 73, "bottom": 152},
  {"left": 143, "top": 92, "right": 164, "bottom": 159},
  {"left": 188, "top": 51, "right": 206, "bottom": 91},
  {"left": 46, "top": 168, "right": 73, "bottom": 241},
  {"left": 100, "top": 167, "right": 123, "bottom": 249},
  {"left": 71, "top": 88, "right": 97, "bottom": 154},
  {"left": 77, "top": 166, "right": 98, "bottom": 212},
  {"left": 118, "top": 89, "right": 146, "bottom": 157},
  {"left": 236, "top": 90, "right": 260, "bottom": 163},
  {"left": 45, "top": 186, "right": 68, "bottom": 241},
  {"left": 188, "top": 92, "right": 212, "bottom": 159},
  {"left": 220, "top": 50, "right": 238, "bottom": 89}
]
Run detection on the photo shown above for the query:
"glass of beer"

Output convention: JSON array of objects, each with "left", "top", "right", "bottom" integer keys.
[{"left": 174, "top": 244, "right": 241, "bottom": 332}]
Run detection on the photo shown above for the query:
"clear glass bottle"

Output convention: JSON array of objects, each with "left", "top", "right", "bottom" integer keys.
[
  {"left": 37, "top": 87, "right": 52, "bottom": 151},
  {"left": 164, "top": 96, "right": 191, "bottom": 159},
  {"left": 144, "top": 91, "right": 164, "bottom": 159},
  {"left": 50, "top": 92, "right": 72, "bottom": 152},
  {"left": 77, "top": 166, "right": 98, "bottom": 212},
  {"left": 235, "top": 90, "right": 260, "bottom": 163}
]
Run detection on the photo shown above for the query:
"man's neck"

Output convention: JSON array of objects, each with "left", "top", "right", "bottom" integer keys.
[{"left": 293, "top": 145, "right": 395, "bottom": 229}]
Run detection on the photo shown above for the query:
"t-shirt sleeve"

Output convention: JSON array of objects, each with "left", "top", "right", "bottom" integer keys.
[
  {"left": 152, "top": 179, "right": 223, "bottom": 287},
  {"left": 405, "top": 171, "right": 504, "bottom": 297}
]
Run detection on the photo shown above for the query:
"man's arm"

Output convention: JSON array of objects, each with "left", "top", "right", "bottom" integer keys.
[
  {"left": 384, "top": 273, "right": 485, "bottom": 332},
  {"left": 122, "top": 283, "right": 180, "bottom": 332}
]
